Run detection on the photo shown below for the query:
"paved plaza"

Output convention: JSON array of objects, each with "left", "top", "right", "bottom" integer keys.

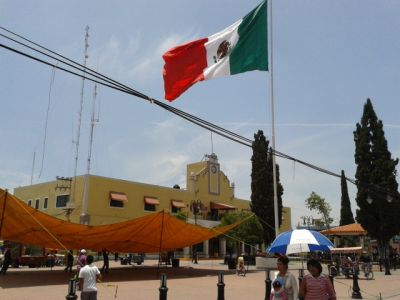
[{"left": 0, "top": 259, "right": 399, "bottom": 300}]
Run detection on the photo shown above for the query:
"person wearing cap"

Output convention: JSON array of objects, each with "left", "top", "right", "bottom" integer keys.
[
  {"left": 270, "top": 277, "right": 288, "bottom": 300},
  {"left": 77, "top": 249, "right": 87, "bottom": 275}
]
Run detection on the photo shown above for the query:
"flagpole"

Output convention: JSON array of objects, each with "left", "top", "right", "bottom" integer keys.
[{"left": 268, "top": 0, "right": 280, "bottom": 238}]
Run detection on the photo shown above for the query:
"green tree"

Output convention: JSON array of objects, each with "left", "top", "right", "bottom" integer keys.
[
  {"left": 353, "top": 99, "right": 400, "bottom": 263},
  {"left": 339, "top": 170, "right": 355, "bottom": 226},
  {"left": 219, "top": 211, "right": 263, "bottom": 252},
  {"left": 174, "top": 210, "right": 187, "bottom": 221},
  {"left": 305, "top": 192, "right": 333, "bottom": 229},
  {"left": 250, "top": 130, "right": 283, "bottom": 245}
]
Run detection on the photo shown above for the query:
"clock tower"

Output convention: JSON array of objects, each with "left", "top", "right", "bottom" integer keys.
[{"left": 206, "top": 153, "right": 220, "bottom": 195}]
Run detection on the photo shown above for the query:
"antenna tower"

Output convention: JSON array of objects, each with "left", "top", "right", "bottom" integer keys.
[
  {"left": 86, "top": 84, "right": 98, "bottom": 175},
  {"left": 71, "top": 25, "right": 89, "bottom": 205}
]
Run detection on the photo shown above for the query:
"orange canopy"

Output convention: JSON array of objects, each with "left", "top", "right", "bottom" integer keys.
[
  {"left": 0, "top": 189, "right": 239, "bottom": 253},
  {"left": 320, "top": 223, "right": 367, "bottom": 236}
]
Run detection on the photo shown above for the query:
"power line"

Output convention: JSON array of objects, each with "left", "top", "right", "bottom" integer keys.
[{"left": 0, "top": 27, "right": 364, "bottom": 189}]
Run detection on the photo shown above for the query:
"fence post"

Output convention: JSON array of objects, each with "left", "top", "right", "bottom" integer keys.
[
  {"left": 159, "top": 273, "right": 168, "bottom": 300},
  {"left": 65, "top": 278, "right": 78, "bottom": 300},
  {"left": 217, "top": 272, "right": 225, "bottom": 300},
  {"left": 264, "top": 270, "right": 271, "bottom": 300}
]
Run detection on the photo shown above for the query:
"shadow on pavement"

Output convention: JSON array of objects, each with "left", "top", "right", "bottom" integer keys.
[{"left": 0, "top": 265, "right": 259, "bottom": 288}]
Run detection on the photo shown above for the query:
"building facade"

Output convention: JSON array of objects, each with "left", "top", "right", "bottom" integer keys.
[{"left": 14, "top": 153, "right": 291, "bottom": 257}]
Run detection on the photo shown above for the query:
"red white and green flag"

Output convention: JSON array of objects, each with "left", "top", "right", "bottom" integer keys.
[{"left": 162, "top": 0, "right": 268, "bottom": 101}]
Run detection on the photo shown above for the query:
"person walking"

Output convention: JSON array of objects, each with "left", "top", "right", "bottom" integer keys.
[
  {"left": 78, "top": 255, "right": 101, "bottom": 300},
  {"left": 65, "top": 250, "right": 74, "bottom": 273},
  {"left": 192, "top": 247, "right": 198, "bottom": 264},
  {"left": 1, "top": 247, "right": 12, "bottom": 275},
  {"left": 299, "top": 259, "right": 336, "bottom": 300},
  {"left": 77, "top": 249, "right": 87, "bottom": 275},
  {"left": 275, "top": 255, "right": 298, "bottom": 300},
  {"left": 101, "top": 249, "right": 109, "bottom": 273}
]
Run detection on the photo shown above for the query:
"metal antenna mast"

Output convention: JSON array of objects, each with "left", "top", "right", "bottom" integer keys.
[
  {"left": 86, "top": 83, "right": 98, "bottom": 175},
  {"left": 81, "top": 83, "right": 98, "bottom": 224},
  {"left": 71, "top": 25, "right": 89, "bottom": 207}
]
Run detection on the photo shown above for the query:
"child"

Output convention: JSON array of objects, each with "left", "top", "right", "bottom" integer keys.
[{"left": 270, "top": 278, "right": 288, "bottom": 300}]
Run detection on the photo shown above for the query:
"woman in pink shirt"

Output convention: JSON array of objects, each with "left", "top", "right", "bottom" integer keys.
[{"left": 299, "top": 259, "right": 336, "bottom": 300}]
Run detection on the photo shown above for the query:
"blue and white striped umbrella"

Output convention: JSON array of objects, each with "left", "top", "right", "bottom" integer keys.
[{"left": 267, "top": 229, "right": 334, "bottom": 255}]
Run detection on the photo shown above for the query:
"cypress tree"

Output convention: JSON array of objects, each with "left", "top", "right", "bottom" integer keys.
[
  {"left": 339, "top": 170, "right": 355, "bottom": 226},
  {"left": 354, "top": 99, "right": 400, "bottom": 259},
  {"left": 250, "top": 130, "right": 283, "bottom": 245}
]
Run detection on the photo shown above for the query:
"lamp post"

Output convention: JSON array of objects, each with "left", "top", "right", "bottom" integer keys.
[
  {"left": 191, "top": 200, "right": 202, "bottom": 264},
  {"left": 366, "top": 192, "right": 392, "bottom": 276}
]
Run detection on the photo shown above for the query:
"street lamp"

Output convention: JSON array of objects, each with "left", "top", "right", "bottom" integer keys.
[
  {"left": 366, "top": 194, "right": 392, "bottom": 204},
  {"left": 366, "top": 191, "right": 393, "bottom": 275}
]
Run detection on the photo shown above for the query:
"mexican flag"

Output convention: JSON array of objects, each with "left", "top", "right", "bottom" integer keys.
[{"left": 162, "top": 0, "right": 268, "bottom": 101}]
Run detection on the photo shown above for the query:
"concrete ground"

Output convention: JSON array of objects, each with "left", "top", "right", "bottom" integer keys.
[{"left": 0, "top": 259, "right": 399, "bottom": 300}]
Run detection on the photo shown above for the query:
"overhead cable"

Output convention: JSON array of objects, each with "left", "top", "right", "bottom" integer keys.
[{"left": 0, "top": 27, "right": 363, "bottom": 188}]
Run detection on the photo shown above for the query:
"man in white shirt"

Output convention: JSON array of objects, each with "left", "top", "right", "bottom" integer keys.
[{"left": 78, "top": 254, "right": 101, "bottom": 300}]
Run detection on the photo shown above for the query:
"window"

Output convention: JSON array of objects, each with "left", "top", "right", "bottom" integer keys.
[
  {"left": 171, "top": 200, "right": 186, "bottom": 213},
  {"left": 56, "top": 195, "right": 69, "bottom": 208},
  {"left": 144, "top": 197, "right": 159, "bottom": 211},
  {"left": 43, "top": 197, "right": 48, "bottom": 209},
  {"left": 35, "top": 199, "right": 40, "bottom": 209},
  {"left": 109, "top": 192, "right": 128, "bottom": 208},
  {"left": 27, "top": 199, "right": 32, "bottom": 206}
]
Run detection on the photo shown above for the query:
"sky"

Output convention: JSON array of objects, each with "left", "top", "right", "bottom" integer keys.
[{"left": 1, "top": 0, "right": 400, "bottom": 229}]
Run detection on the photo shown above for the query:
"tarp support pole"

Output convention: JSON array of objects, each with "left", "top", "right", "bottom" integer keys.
[
  {"left": 157, "top": 210, "right": 166, "bottom": 271},
  {"left": 0, "top": 189, "right": 8, "bottom": 238}
]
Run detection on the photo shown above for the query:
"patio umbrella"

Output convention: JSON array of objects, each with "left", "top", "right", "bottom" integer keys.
[{"left": 267, "top": 229, "right": 334, "bottom": 255}]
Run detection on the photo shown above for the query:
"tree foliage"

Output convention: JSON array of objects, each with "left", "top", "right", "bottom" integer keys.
[
  {"left": 305, "top": 192, "right": 333, "bottom": 228},
  {"left": 353, "top": 98, "right": 400, "bottom": 254},
  {"left": 219, "top": 211, "right": 264, "bottom": 251},
  {"left": 250, "top": 130, "right": 283, "bottom": 245},
  {"left": 174, "top": 211, "right": 187, "bottom": 221},
  {"left": 339, "top": 170, "right": 355, "bottom": 226}
]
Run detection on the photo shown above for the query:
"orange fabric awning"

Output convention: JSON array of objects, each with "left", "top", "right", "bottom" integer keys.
[
  {"left": 320, "top": 223, "right": 367, "bottom": 236},
  {"left": 0, "top": 188, "right": 241, "bottom": 253},
  {"left": 144, "top": 197, "right": 160, "bottom": 205},
  {"left": 171, "top": 200, "right": 186, "bottom": 208},
  {"left": 210, "top": 202, "right": 235, "bottom": 210},
  {"left": 110, "top": 192, "right": 128, "bottom": 202}
]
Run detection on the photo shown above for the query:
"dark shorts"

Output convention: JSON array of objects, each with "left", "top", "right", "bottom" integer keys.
[{"left": 81, "top": 291, "right": 97, "bottom": 300}]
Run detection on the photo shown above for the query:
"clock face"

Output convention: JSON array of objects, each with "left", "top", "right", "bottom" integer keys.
[{"left": 211, "top": 165, "right": 217, "bottom": 174}]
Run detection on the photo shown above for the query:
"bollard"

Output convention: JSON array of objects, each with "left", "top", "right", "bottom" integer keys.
[
  {"left": 217, "top": 272, "right": 225, "bottom": 300},
  {"left": 264, "top": 270, "right": 271, "bottom": 300},
  {"left": 298, "top": 268, "right": 304, "bottom": 287},
  {"left": 384, "top": 258, "right": 391, "bottom": 275},
  {"left": 159, "top": 273, "right": 168, "bottom": 300},
  {"left": 351, "top": 265, "right": 362, "bottom": 299},
  {"left": 328, "top": 264, "right": 334, "bottom": 288},
  {"left": 65, "top": 278, "right": 78, "bottom": 300}
]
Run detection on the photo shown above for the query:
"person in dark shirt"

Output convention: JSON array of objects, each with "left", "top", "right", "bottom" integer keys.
[
  {"left": 101, "top": 249, "right": 109, "bottom": 273},
  {"left": 1, "top": 247, "right": 12, "bottom": 275},
  {"left": 65, "top": 250, "right": 74, "bottom": 273}
]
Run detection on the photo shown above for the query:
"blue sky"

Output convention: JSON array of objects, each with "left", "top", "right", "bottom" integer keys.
[{"left": 1, "top": 0, "right": 400, "bottom": 228}]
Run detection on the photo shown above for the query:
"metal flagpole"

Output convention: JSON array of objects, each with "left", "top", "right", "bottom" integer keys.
[{"left": 268, "top": 0, "right": 280, "bottom": 238}]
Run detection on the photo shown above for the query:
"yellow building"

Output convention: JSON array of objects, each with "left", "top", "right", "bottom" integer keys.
[{"left": 14, "top": 153, "right": 291, "bottom": 257}]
